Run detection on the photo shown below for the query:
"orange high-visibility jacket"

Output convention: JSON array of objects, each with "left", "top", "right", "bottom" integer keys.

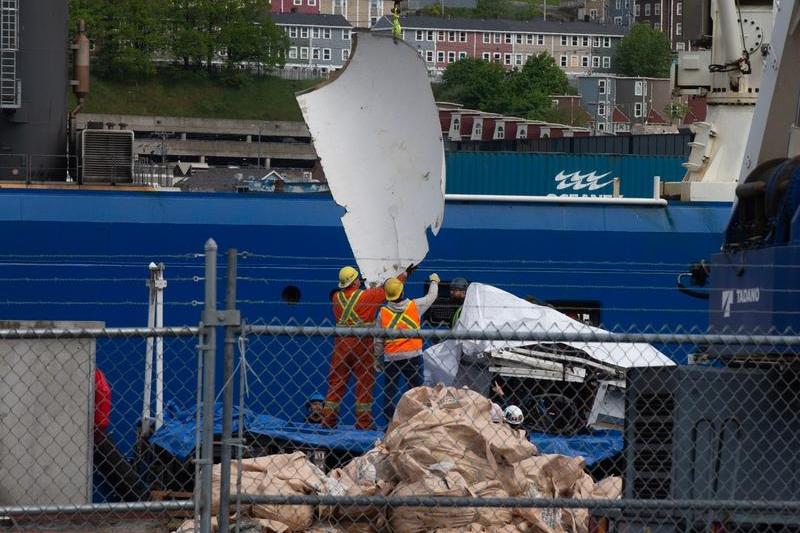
[{"left": 378, "top": 300, "right": 423, "bottom": 353}]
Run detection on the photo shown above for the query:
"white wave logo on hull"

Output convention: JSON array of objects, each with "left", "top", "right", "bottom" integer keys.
[{"left": 554, "top": 170, "right": 614, "bottom": 191}]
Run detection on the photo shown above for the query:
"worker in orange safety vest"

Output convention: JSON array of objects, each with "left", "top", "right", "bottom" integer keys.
[
  {"left": 322, "top": 264, "right": 413, "bottom": 429},
  {"left": 375, "top": 273, "right": 439, "bottom": 424}
]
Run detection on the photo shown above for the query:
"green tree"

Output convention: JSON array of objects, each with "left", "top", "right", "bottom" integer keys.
[
  {"left": 436, "top": 58, "right": 510, "bottom": 112},
  {"left": 70, "top": 0, "right": 168, "bottom": 79},
  {"left": 614, "top": 23, "right": 673, "bottom": 77}
]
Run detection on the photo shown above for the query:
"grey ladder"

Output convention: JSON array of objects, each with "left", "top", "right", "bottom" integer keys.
[{"left": 0, "top": 0, "right": 19, "bottom": 109}]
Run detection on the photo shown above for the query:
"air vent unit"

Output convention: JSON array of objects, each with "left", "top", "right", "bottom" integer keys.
[{"left": 80, "top": 129, "right": 134, "bottom": 183}]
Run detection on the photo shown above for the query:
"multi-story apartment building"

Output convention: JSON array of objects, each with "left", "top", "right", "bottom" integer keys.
[
  {"left": 634, "top": 0, "right": 688, "bottom": 50},
  {"left": 576, "top": 74, "right": 670, "bottom": 134},
  {"left": 580, "top": 0, "right": 608, "bottom": 22},
  {"left": 607, "top": 0, "right": 635, "bottom": 26},
  {"left": 272, "top": 0, "right": 392, "bottom": 28},
  {"left": 272, "top": 13, "right": 353, "bottom": 76},
  {"left": 372, "top": 16, "right": 627, "bottom": 77}
]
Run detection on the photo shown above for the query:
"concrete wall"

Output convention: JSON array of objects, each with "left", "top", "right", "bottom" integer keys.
[{"left": 0, "top": 321, "right": 103, "bottom": 506}]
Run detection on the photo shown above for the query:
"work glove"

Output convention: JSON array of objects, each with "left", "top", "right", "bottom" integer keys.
[
  {"left": 429, "top": 273, "right": 440, "bottom": 283},
  {"left": 405, "top": 263, "right": 418, "bottom": 275}
]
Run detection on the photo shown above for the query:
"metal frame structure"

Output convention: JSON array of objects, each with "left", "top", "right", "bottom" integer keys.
[{"left": 0, "top": 0, "right": 18, "bottom": 109}]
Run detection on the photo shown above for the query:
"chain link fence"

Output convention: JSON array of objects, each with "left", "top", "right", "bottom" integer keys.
[{"left": 1, "top": 242, "right": 799, "bottom": 533}]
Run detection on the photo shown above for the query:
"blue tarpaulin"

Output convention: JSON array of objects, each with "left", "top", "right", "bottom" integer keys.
[
  {"left": 529, "top": 430, "right": 623, "bottom": 465},
  {"left": 151, "top": 404, "right": 622, "bottom": 465}
]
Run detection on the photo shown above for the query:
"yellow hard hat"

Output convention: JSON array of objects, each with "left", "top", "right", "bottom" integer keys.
[
  {"left": 384, "top": 277, "right": 404, "bottom": 301},
  {"left": 338, "top": 266, "right": 359, "bottom": 289}
]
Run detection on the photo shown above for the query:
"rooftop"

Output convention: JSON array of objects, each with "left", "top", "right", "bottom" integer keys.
[
  {"left": 271, "top": 13, "right": 352, "bottom": 27},
  {"left": 373, "top": 15, "right": 629, "bottom": 35}
]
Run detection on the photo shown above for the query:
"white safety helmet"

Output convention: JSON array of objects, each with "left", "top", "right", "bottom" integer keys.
[{"left": 503, "top": 405, "right": 524, "bottom": 426}]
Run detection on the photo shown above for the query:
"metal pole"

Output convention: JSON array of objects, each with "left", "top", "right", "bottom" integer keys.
[
  {"left": 142, "top": 263, "right": 158, "bottom": 437},
  {"left": 200, "top": 238, "right": 218, "bottom": 533},
  {"left": 154, "top": 263, "right": 167, "bottom": 430},
  {"left": 219, "top": 249, "right": 238, "bottom": 533}
]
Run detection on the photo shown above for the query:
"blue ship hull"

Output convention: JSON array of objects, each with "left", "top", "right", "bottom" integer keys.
[{"left": 0, "top": 189, "right": 731, "bottom": 453}]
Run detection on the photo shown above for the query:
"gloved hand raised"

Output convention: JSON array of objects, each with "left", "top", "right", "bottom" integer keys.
[
  {"left": 405, "top": 263, "right": 418, "bottom": 275},
  {"left": 429, "top": 273, "right": 440, "bottom": 283}
]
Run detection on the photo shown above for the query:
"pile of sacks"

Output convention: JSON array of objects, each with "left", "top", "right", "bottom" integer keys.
[{"left": 175, "top": 385, "right": 621, "bottom": 533}]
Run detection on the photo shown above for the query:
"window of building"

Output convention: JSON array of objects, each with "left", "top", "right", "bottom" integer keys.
[
  {"left": 615, "top": 16, "right": 623, "bottom": 23},
  {"left": 448, "top": 31, "right": 456, "bottom": 42},
  {"left": 517, "top": 126, "right": 528, "bottom": 139},
  {"left": 597, "top": 122, "right": 606, "bottom": 132},
  {"left": 634, "top": 102, "right": 643, "bottom": 117},
  {"left": 676, "top": 41, "right": 686, "bottom": 51},
  {"left": 323, "top": 48, "right": 331, "bottom": 60},
  {"left": 482, "top": 52, "right": 491, "bottom": 60},
  {"left": 654, "top": 22, "right": 661, "bottom": 30},
  {"left": 590, "top": 9, "right": 598, "bottom": 19},
  {"left": 560, "top": 55, "right": 568, "bottom": 66},
  {"left": 654, "top": 2, "right": 660, "bottom": 14},
  {"left": 582, "top": 36, "right": 590, "bottom": 46},
  {"left": 426, "top": 30, "right": 435, "bottom": 41},
  {"left": 598, "top": 79, "right": 607, "bottom": 93},
  {"left": 300, "top": 27, "right": 309, "bottom": 38},
  {"left": 294, "top": 0, "right": 302, "bottom": 4},
  {"left": 572, "top": 35, "right": 579, "bottom": 46},
  {"left": 438, "top": 31, "right": 446, "bottom": 41},
  {"left": 459, "top": 51, "right": 467, "bottom": 59},
  {"left": 644, "top": 3, "right": 651, "bottom": 15},
  {"left": 561, "top": 35, "right": 568, "bottom": 46},
  {"left": 605, "top": 37, "right": 612, "bottom": 47},
  {"left": 593, "top": 36, "right": 601, "bottom": 47},
  {"left": 322, "top": 28, "right": 331, "bottom": 39},
  {"left": 437, "top": 50, "right": 445, "bottom": 62},
  {"left": 342, "top": 29, "right": 351, "bottom": 40},
  {"left": 526, "top": 34, "right": 534, "bottom": 44},
  {"left": 312, "top": 27, "right": 321, "bottom": 39},
  {"left": 448, "top": 51, "right": 456, "bottom": 63},
  {"left": 505, "top": 33, "right": 513, "bottom": 44},
  {"left": 634, "top": 3, "right": 640, "bottom": 15},
  {"left": 343, "top": 48, "right": 350, "bottom": 61},
  {"left": 474, "top": 122, "right": 483, "bottom": 136},
  {"left": 598, "top": 102, "right": 606, "bottom": 116},
  {"left": 415, "top": 30, "right": 424, "bottom": 41},
  {"left": 308, "top": 0, "right": 317, "bottom": 5},
  {"left": 516, "top": 33, "right": 523, "bottom": 44},
  {"left": 493, "top": 52, "right": 502, "bottom": 62},
  {"left": 602, "top": 56, "right": 611, "bottom": 68},
  {"left": 592, "top": 55, "right": 601, "bottom": 67},
  {"left": 494, "top": 32, "right": 501, "bottom": 43},
  {"left": 333, "top": 0, "right": 346, "bottom": 14},
  {"left": 676, "top": 1, "right": 682, "bottom": 14},
  {"left": 515, "top": 53, "right": 524, "bottom": 65},
  {"left": 616, "top": 0, "right": 621, "bottom": 8},
  {"left": 676, "top": 22, "right": 682, "bottom": 35},
  {"left": 635, "top": 80, "right": 643, "bottom": 95},
  {"left": 289, "top": 27, "right": 298, "bottom": 38},
  {"left": 300, "top": 47, "right": 309, "bottom": 59},
  {"left": 581, "top": 55, "right": 589, "bottom": 67},
  {"left": 426, "top": 50, "right": 434, "bottom": 62},
  {"left": 496, "top": 125, "right": 505, "bottom": 139},
  {"left": 537, "top": 34, "right": 545, "bottom": 45},
  {"left": 459, "top": 32, "right": 467, "bottom": 42},
  {"left": 483, "top": 32, "right": 491, "bottom": 43},
  {"left": 289, "top": 46, "right": 298, "bottom": 59},
  {"left": 504, "top": 53, "right": 512, "bottom": 65},
  {"left": 312, "top": 48, "right": 321, "bottom": 59}
]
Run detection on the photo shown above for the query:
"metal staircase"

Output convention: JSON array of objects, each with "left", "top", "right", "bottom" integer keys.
[{"left": 0, "top": 0, "right": 19, "bottom": 109}]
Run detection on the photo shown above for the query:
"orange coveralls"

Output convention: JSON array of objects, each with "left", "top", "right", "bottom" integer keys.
[{"left": 322, "top": 273, "right": 406, "bottom": 429}]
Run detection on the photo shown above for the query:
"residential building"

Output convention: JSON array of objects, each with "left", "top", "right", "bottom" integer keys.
[
  {"left": 408, "top": 0, "right": 478, "bottom": 8},
  {"left": 372, "top": 16, "right": 627, "bottom": 77},
  {"left": 272, "top": 13, "right": 353, "bottom": 76},
  {"left": 608, "top": 0, "right": 635, "bottom": 26},
  {"left": 579, "top": 0, "right": 608, "bottom": 22},
  {"left": 576, "top": 75, "right": 671, "bottom": 134},
  {"left": 633, "top": 0, "right": 688, "bottom": 50},
  {"left": 437, "top": 103, "right": 592, "bottom": 141},
  {"left": 273, "top": 0, "right": 392, "bottom": 28}
]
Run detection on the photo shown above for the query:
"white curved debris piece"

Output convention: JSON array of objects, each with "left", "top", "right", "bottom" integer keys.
[{"left": 297, "top": 32, "right": 445, "bottom": 284}]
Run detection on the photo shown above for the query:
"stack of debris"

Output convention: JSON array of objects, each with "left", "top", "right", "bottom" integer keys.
[{"left": 175, "top": 385, "right": 621, "bottom": 533}]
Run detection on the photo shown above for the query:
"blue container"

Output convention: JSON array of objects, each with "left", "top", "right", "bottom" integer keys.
[{"left": 445, "top": 152, "right": 686, "bottom": 199}]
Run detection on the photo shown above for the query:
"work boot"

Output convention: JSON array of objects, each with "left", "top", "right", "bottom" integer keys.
[{"left": 355, "top": 404, "right": 374, "bottom": 430}]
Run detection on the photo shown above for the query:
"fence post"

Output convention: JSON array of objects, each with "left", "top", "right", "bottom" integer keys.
[
  {"left": 219, "top": 248, "right": 238, "bottom": 533},
  {"left": 200, "top": 239, "right": 218, "bottom": 533}
]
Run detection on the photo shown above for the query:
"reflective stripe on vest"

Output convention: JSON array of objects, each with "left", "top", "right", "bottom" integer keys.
[
  {"left": 336, "top": 289, "right": 364, "bottom": 326},
  {"left": 379, "top": 301, "right": 423, "bottom": 353}
]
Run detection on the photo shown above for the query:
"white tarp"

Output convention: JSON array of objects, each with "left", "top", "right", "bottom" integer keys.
[
  {"left": 297, "top": 32, "right": 445, "bottom": 283},
  {"left": 424, "top": 283, "right": 675, "bottom": 385}
]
